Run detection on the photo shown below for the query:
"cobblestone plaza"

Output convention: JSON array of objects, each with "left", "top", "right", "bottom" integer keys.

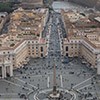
[{"left": 0, "top": 1, "right": 100, "bottom": 100}]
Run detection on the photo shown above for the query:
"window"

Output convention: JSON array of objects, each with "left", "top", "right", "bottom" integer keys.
[
  {"left": 71, "top": 53, "right": 73, "bottom": 55},
  {"left": 41, "top": 47, "right": 43, "bottom": 52},
  {"left": 66, "top": 53, "right": 68, "bottom": 56},
  {"left": 66, "top": 46, "right": 68, "bottom": 51},
  {"left": 41, "top": 53, "right": 43, "bottom": 57},
  {"left": 75, "top": 45, "right": 77, "bottom": 48},
  {"left": 36, "top": 41, "right": 38, "bottom": 43},
  {"left": 36, "top": 47, "right": 38, "bottom": 49},
  {"left": 71, "top": 46, "right": 73, "bottom": 48}
]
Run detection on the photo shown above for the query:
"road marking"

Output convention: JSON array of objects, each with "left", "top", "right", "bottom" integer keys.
[
  {"left": 77, "top": 84, "right": 91, "bottom": 91},
  {"left": 14, "top": 77, "right": 25, "bottom": 83},
  {"left": 15, "top": 77, "right": 38, "bottom": 89},
  {"left": 34, "top": 92, "right": 39, "bottom": 100},
  {"left": 60, "top": 75, "right": 63, "bottom": 88},
  {"left": 47, "top": 72, "right": 53, "bottom": 75},
  {"left": 3, "top": 79, "right": 32, "bottom": 91},
  {"left": 47, "top": 76, "right": 50, "bottom": 88},
  {"left": 73, "top": 75, "right": 95, "bottom": 88},
  {"left": 57, "top": 28, "right": 62, "bottom": 53},
  {"left": 37, "top": 88, "right": 76, "bottom": 100},
  {"left": 77, "top": 81, "right": 96, "bottom": 91},
  {"left": 15, "top": 74, "right": 26, "bottom": 77},
  {"left": 0, "top": 93, "right": 18, "bottom": 95},
  {"left": 27, "top": 90, "right": 33, "bottom": 95},
  {"left": 16, "top": 74, "right": 47, "bottom": 78},
  {"left": 3, "top": 79, "right": 22, "bottom": 87},
  {"left": 30, "top": 74, "right": 46, "bottom": 78}
]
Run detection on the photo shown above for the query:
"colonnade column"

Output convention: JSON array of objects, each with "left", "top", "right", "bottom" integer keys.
[
  {"left": 2, "top": 66, "right": 6, "bottom": 78},
  {"left": 10, "top": 64, "right": 13, "bottom": 77}
]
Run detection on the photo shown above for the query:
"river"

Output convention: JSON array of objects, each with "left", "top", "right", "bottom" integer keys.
[{"left": 52, "top": 1, "right": 88, "bottom": 12}]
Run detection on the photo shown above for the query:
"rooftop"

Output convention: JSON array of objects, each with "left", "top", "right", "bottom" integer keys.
[
  {"left": 0, "top": 8, "right": 48, "bottom": 51},
  {"left": 61, "top": 10, "right": 100, "bottom": 49}
]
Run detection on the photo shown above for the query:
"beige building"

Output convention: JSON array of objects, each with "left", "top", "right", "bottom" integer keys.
[
  {"left": 61, "top": 10, "right": 100, "bottom": 74},
  {"left": 0, "top": 8, "right": 49, "bottom": 78}
]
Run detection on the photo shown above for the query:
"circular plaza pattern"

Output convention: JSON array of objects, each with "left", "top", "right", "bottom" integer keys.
[{"left": 34, "top": 88, "right": 76, "bottom": 100}]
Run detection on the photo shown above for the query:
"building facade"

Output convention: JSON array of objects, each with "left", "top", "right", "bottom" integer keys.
[
  {"left": 0, "top": 8, "right": 49, "bottom": 78},
  {"left": 61, "top": 10, "right": 100, "bottom": 74}
]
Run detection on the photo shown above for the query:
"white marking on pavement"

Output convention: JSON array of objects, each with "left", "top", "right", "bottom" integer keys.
[
  {"left": 27, "top": 90, "right": 33, "bottom": 95},
  {"left": 36, "top": 88, "right": 76, "bottom": 100},
  {"left": 16, "top": 74, "right": 48, "bottom": 79},
  {"left": 47, "top": 76, "right": 50, "bottom": 88},
  {"left": 3, "top": 79, "right": 22, "bottom": 87},
  {"left": 77, "top": 82, "right": 96, "bottom": 91},
  {"left": 15, "top": 77, "right": 25, "bottom": 83},
  {"left": 34, "top": 92, "right": 39, "bottom": 100},
  {"left": 31, "top": 74, "right": 47, "bottom": 78},
  {"left": 3, "top": 79, "right": 32, "bottom": 91},
  {"left": 47, "top": 72, "right": 53, "bottom": 75},
  {"left": 77, "top": 84, "right": 91, "bottom": 91},
  {"left": 60, "top": 75, "right": 63, "bottom": 88},
  {"left": 0, "top": 93, "right": 18, "bottom": 95},
  {"left": 15, "top": 77, "right": 38, "bottom": 89},
  {"left": 73, "top": 75, "right": 95, "bottom": 88}
]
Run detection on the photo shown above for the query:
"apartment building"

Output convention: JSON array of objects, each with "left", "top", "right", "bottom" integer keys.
[
  {"left": 61, "top": 10, "right": 100, "bottom": 74},
  {"left": 0, "top": 8, "right": 49, "bottom": 78}
]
